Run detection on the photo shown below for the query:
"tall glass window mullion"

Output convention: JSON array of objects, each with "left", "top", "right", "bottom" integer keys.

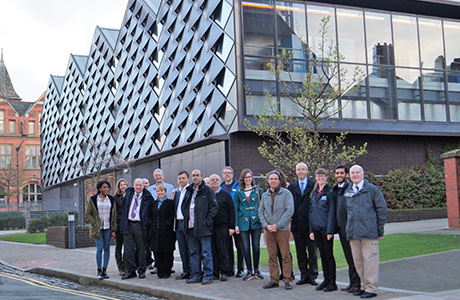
[
  {"left": 444, "top": 20, "right": 460, "bottom": 122},
  {"left": 242, "top": 0, "right": 277, "bottom": 116}
]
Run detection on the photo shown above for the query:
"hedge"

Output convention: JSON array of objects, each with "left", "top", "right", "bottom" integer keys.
[
  {"left": 367, "top": 162, "right": 446, "bottom": 209},
  {"left": 0, "top": 211, "right": 25, "bottom": 230},
  {"left": 28, "top": 212, "right": 79, "bottom": 233}
]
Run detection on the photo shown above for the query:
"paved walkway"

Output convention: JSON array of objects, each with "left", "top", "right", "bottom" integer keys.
[{"left": 0, "top": 219, "right": 459, "bottom": 300}]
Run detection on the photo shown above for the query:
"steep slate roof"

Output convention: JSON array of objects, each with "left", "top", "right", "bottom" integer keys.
[
  {"left": 0, "top": 49, "right": 21, "bottom": 100},
  {"left": 8, "top": 100, "right": 34, "bottom": 115}
]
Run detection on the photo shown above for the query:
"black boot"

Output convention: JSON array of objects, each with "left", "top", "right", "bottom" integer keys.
[
  {"left": 97, "top": 268, "right": 103, "bottom": 280},
  {"left": 102, "top": 267, "right": 110, "bottom": 279}
]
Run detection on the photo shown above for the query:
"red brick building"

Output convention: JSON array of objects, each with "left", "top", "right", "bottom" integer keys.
[{"left": 0, "top": 51, "right": 42, "bottom": 210}]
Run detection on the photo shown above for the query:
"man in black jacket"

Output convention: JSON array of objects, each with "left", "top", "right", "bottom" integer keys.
[
  {"left": 183, "top": 169, "right": 219, "bottom": 285},
  {"left": 209, "top": 174, "right": 235, "bottom": 281},
  {"left": 330, "top": 165, "right": 360, "bottom": 293},
  {"left": 119, "top": 178, "right": 153, "bottom": 280},
  {"left": 287, "top": 162, "right": 318, "bottom": 285}
]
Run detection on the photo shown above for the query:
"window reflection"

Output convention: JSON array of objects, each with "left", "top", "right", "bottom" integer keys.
[
  {"left": 341, "top": 64, "right": 368, "bottom": 119},
  {"left": 422, "top": 70, "right": 446, "bottom": 121},
  {"left": 396, "top": 68, "right": 422, "bottom": 120},
  {"left": 276, "top": 1, "right": 308, "bottom": 60},
  {"left": 419, "top": 18, "right": 444, "bottom": 69},
  {"left": 369, "top": 66, "right": 396, "bottom": 120},
  {"left": 393, "top": 15, "right": 419, "bottom": 67},
  {"left": 243, "top": 0, "right": 276, "bottom": 57},
  {"left": 448, "top": 71, "right": 460, "bottom": 122},
  {"left": 307, "top": 5, "right": 336, "bottom": 61},
  {"left": 336, "top": 8, "right": 366, "bottom": 63},
  {"left": 444, "top": 21, "right": 460, "bottom": 74},
  {"left": 365, "top": 12, "right": 393, "bottom": 65},
  {"left": 244, "top": 57, "right": 276, "bottom": 115}
]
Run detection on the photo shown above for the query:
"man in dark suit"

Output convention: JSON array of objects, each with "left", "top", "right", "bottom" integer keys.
[
  {"left": 172, "top": 170, "right": 191, "bottom": 280},
  {"left": 330, "top": 164, "right": 360, "bottom": 293},
  {"left": 287, "top": 162, "right": 318, "bottom": 286},
  {"left": 119, "top": 178, "right": 153, "bottom": 280}
]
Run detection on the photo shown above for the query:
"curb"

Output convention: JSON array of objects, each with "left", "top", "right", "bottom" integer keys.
[{"left": 27, "top": 267, "right": 230, "bottom": 300}]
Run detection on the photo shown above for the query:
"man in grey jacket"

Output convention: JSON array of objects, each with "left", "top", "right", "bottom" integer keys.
[
  {"left": 344, "top": 165, "right": 387, "bottom": 299},
  {"left": 258, "top": 170, "right": 294, "bottom": 290}
]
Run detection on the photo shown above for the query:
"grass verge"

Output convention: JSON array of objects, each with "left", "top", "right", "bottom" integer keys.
[
  {"left": 0, "top": 232, "right": 46, "bottom": 244},
  {"left": 257, "top": 233, "right": 460, "bottom": 269}
]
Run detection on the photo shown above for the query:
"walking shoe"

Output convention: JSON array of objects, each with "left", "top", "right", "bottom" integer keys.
[
  {"left": 342, "top": 284, "right": 352, "bottom": 292},
  {"left": 242, "top": 272, "right": 254, "bottom": 281},
  {"left": 253, "top": 270, "right": 263, "bottom": 279},
  {"left": 315, "top": 281, "right": 328, "bottom": 291},
  {"left": 186, "top": 277, "right": 202, "bottom": 284},
  {"left": 151, "top": 267, "right": 158, "bottom": 274},
  {"left": 353, "top": 289, "right": 365, "bottom": 296},
  {"left": 263, "top": 281, "right": 279, "bottom": 289},
  {"left": 323, "top": 283, "right": 338, "bottom": 292},
  {"left": 102, "top": 268, "right": 109, "bottom": 279},
  {"left": 121, "top": 272, "right": 137, "bottom": 280},
  {"left": 309, "top": 278, "right": 318, "bottom": 286},
  {"left": 97, "top": 269, "right": 103, "bottom": 280},
  {"left": 138, "top": 271, "right": 146, "bottom": 279},
  {"left": 360, "top": 292, "right": 377, "bottom": 298},
  {"left": 285, "top": 281, "right": 293, "bottom": 290},
  {"left": 235, "top": 270, "right": 244, "bottom": 278},
  {"left": 201, "top": 277, "right": 213, "bottom": 285},
  {"left": 220, "top": 274, "right": 228, "bottom": 281}
]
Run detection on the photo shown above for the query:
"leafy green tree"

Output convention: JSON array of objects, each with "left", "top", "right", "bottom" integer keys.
[{"left": 245, "top": 17, "right": 367, "bottom": 181}]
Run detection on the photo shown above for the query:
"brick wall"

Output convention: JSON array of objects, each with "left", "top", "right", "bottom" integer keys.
[
  {"left": 387, "top": 208, "right": 447, "bottom": 223},
  {"left": 46, "top": 226, "right": 97, "bottom": 248}
]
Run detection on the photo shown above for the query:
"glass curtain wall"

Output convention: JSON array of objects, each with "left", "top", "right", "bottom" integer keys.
[{"left": 241, "top": 0, "right": 460, "bottom": 123}]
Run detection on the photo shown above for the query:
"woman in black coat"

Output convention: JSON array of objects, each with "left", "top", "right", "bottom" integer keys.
[{"left": 150, "top": 185, "right": 176, "bottom": 278}]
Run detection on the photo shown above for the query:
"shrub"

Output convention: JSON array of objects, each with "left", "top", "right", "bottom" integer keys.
[
  {"left": 367, "top": 162, "right": 446, "bottom": 209},
  {"left": 0, "top": 211, "right": 25, "bottom": 230},
  {"left": 27, "top": 212, "right": 79, "bottom": 233}
]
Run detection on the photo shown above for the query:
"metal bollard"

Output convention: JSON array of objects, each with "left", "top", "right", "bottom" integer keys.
[{"left": 68, "top": 212, "right": 75, "bottom": 249}]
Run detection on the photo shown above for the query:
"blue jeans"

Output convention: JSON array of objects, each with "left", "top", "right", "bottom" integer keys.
[
  {"left": 186, "top": 231, "right": 213, "bottom": 279},
  {"left": 240, "top": 228, "right": 262, "bottom": 273},
  {"left": 176, "top": 220, "right": 191, "bottom": 273},
  {"left": 95, "top": 229, "right": 111, "bottom": 269}
]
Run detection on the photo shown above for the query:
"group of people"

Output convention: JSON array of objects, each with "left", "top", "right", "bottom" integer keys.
[{"left": 84, "top": 163, "right": 387, "bottom": 299}]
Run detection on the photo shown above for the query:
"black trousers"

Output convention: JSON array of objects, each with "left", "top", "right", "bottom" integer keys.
[
  {"left": 154, "top": 251, "right": 174, "bottom": 277},
  {"left": 212, "top": 226, "right": 230, "bottom": 276},
  {"left": 124, "top": 221, "right": 146, "bottom": 273},
  {"left": 228, "top": 233, "right": 244, "bottom": 273},
  {"left": 293, "top": 230, "right": 318, "bottom": 280},
  {"left": 115, "top": 227, "right": 124, "bottom": 272},
  {"left": 314, "top": 230, "right": 336, "bottom": 284},
  {"left": 338, "top": 227, "right": 360, "bottom": 288}
]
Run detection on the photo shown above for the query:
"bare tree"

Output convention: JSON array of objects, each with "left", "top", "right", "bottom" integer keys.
[{"left": 245, "top": 17, "right": 367, "bottom": 181}]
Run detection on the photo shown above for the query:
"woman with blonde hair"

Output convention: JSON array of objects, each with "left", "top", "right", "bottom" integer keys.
[{"left": 114, "top": 178, "right": 128, "bottom": 275}]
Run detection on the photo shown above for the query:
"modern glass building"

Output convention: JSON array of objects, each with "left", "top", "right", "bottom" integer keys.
[{"left": 41, "top": 0, "right": 460, "bottom": 212}]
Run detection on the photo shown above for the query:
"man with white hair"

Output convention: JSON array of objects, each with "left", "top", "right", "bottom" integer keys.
[
  {"left": 343, "top": 165, "right": 387, "bottom": 299},
  {"left": 119, "top": 178, "right": 154, "bottom": 280}
]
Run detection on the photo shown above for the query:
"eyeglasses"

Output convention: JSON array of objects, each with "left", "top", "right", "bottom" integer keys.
[{"left": 244, "top": 176, "right": 252, "bottom": 179}]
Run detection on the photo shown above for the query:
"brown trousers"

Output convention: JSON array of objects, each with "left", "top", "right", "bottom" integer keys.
[
  {"left": 265, "top": 229, "right": 292, "bottom": 284},
  {"left": 350, "top": 239, "right": 380, "bottom": 294}
]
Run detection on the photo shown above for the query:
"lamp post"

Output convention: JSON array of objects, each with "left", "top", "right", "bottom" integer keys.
[{"left": 16, "top": 140, "right": 25, "bottom": 229}]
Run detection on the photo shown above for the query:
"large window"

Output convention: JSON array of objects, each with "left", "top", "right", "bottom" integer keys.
[
  {"left": 25, "top": 145, "right": 40, "bottom": 169},
  {"left": 22, "top": 184, "right": 42, "bottom": 203},
  {"left": 241, "top": 1, "right": 460, "bottom": 123},
  {"left": 8, "top": 120, "right": 15, "bottom": 134},
  {"left": 28, "top": 121, "right": 35, "bottom": 135},
  {"left": 0, "top": 145, "right": 13, "bottom": 168}
]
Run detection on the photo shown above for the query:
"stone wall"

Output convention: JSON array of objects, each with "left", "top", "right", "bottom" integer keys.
[{"left": 46, "top": 226, "right": 95, "bottom": 248}]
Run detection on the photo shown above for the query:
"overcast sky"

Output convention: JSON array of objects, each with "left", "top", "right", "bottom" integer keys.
[{"left": 0, "top": 0, "right": 128, "bottom": 102}]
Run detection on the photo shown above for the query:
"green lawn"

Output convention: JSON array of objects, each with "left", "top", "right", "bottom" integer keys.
[
  {"left": 0, "top": 232, "right": 46, "bottom": 244},
  {"left": 258, "top": 233, "right": 460, "bottom": 269}
]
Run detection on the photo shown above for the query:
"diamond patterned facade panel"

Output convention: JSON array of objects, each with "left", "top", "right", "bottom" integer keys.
[{"left": 41, "top": 0, "right": 237, "bottom": 187}]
